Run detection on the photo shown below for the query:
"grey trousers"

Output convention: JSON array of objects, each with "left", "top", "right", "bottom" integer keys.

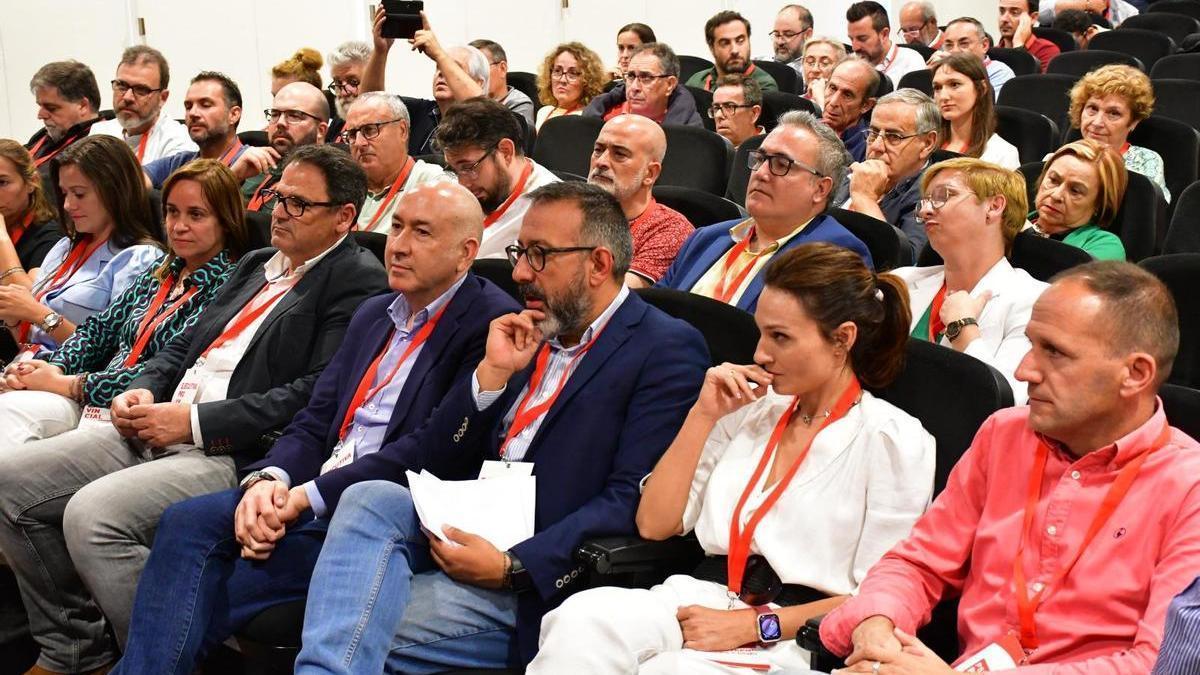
[{"left": 0, "top": 424, "right": 236, "bottom": 672}]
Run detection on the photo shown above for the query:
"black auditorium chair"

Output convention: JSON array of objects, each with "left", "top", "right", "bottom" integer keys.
[
  {"left": 678, "top": 55, "right": 714, "bottom": 84},
  {"left": 1046, "top": 50, "right": 1144, "bottom": 78},
  {"left": 531, "top": 114, "right": 602, "bottom": 179},
  {"left": 1151, "top": 0, "right": 1200, "bottom": 20},
  {"left": 651, "top": 184, "right": 743, "bottom": 228},
  {"left": 752, "top": 59, "right": 800, "bottom": 94},
  {"left": 797, "top": 337, "right": 1015, "bottom": 670},
  {"left": 245, "top": 210, "right": 272, "bottom": 250},
  {"left": 1151, "top": 52, "right": 1200, "bottom": 81},
  {"left": 1146, "top": 79, "right": 1200, "bottom": 131},
  {"left": 1141, "top": 254, "right": 1200, "bottom": 388},
  {"left": 507, "top": 71, "right": 540, "bottom": 110},
  {"left": 996, "top": 74, "right": 1076, "bottom": 135},
  {"left": 634, "top": 287, "right": 760, "bottom": 366},
  {"left": 238, "top": 130, "right": 268, "bottom": 147},
  {"left": 995, "top": 106, "right": 1060, "bottom": 164},
  {"left": 659, "top": 124, "right": 732, "bottom": 196},
  {"left": 1121, "top": 12, "right": 1200, "bottom": 48},
  {"left": 899, "top": 42, "right": 934, "bottom": 62},
  {"left": 760, "top": 91, "right": 818, "bottom": 131},
  {"left": 686, "top": 85, "right": 716, "bottom": 132},
  {"left": 470, "top": 258, "right": 521, "bottom": 303},
  {"left": 1088, "top": 28, "right": 1176, "bottom": 73},
  {"left": 352, "top": 231, "right": 386, "bottom": 265},
  {"left": 725, "top": 133, "right": 765, "bottom": 206},
  {"left": 1032, "top": 26, "right": 1077, "bottom": 53},
  {"left": 1164, "top": 181, "right": 1200, "bottom": 254},
  {"left": 1161, "top": 383, "right": 1200, "bottom": 442},
  {"left": 897, "top": 69, "right": 933, "bottom": 97},
  {"left": 874, "top": 71, "right": 894, "bottom": 98},
  {"left": 147, "top": 189, "right": 165, "bottom": 243},
  {"left": 988, "top": 47, "right": 1040, "bottom": 77},
  {"left": 1009, "top": 230, "right": 1093, "bottom": 281},
  {"left": 828, "top": 208, "right": 909, "bottom": 271}
]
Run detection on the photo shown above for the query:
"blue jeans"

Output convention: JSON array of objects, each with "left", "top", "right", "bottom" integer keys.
[
  {"left": 295, "top": 480, "right": 518, "bottom": 674},
  {"left": 111, "top": 487, "right": 328, "bottom": 675}
]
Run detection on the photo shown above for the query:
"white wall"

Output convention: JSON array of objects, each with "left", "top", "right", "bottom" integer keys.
[{"left": 0, "top": 0, "right": 998, "bottom": 142}]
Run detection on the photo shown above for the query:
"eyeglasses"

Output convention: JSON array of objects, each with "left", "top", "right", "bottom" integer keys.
[
  {"left": 264, "top": 108, "right": 325, "bottom": 125},
  {"left": 447, "top": 145, "right": 497, "bottom": 180},
  {"left": 341, "top": 117, "right": 406, "bottom": 143},
  {"left": 747, "top": 149, "right": 823, "bottom": 178},
  {"left": 326, "top": 79, "right": 361, "bottom": 95},
  {"left": 708, "top": 102, "right": 755, "bottom": 118},
  {"left": 622, "top": 71, "right": 672, "bottom": 87},
  {"left": 261, "top": 189, "right": 338, "bottom": 218},
  {"left": 864, "top": 127, "right": 924, "bottom": 147},
  {"left": 917, "top": 186, "right": 978, "bottom": 212},
  {"left": 505, "top": 243, "right": 597, "bottom": 272},
  {"left": 111, "top": 79, "right": 163, "bottom": 98},
  {"left": 550, "top": 67, "right": 583, "bottom": 82},
  {"left": 768, "top": 29, "right": 807, "bottom": 41}
]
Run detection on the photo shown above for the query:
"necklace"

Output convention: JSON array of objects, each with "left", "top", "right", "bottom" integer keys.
[{"left": 800, "top": 409, "right": 830, "bottom": 426}]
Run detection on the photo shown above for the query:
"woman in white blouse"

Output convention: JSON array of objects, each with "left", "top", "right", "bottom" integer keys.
[
  {"left": 931, "top": 53, "right": 1018, "bottom": 169},
  {"left": 528, "top": 243, "right": 935, "bottom": 674},
  {"left": 892, "top": 157, "right": 1047, "bottom": 404}
]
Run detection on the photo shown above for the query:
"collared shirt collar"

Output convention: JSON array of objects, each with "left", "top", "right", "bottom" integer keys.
[
  {"left": 1039, "top": 401, "right": 1171, "bottom": 470},
  {"left": 547, "top": 284, "right": 629, "bottom": 353},
  {"left": 386, "top": 272, "right": 468, "bottom": 334},
  {"left": 263, "top": 234, "right": 347, "bottom": 281},
  {"left": 729, "top": 216, "right": 816, "bottom": 253}
]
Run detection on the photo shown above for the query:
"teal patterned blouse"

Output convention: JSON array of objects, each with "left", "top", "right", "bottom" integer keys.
[
  {"left": 46, "top": 251, "right": 235, "bottom": 407},
  {"left": 1124, "top": 144, "right": 1170, "bottom": 203}
]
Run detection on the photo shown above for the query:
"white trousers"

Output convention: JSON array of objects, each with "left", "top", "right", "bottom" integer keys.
[
  {"left": 528, "top": 574, "right": 813, "bottom": 674},
  {"left": 0, "top": 390, "right": 81, "bottom": 450}
]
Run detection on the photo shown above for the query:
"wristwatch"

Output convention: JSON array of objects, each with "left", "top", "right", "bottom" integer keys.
[
  {"left": 754, "top": 605, "right": 782, "bottom": 645},
  {"left": 38, "top": 312, "right": 63, "bottom": 333},
  {"left": 504, "top": 551, "right": 532, "bottom": 592},
  {"left": 240, "top": 470, "right": 277, "bottom": 491},
  {"left": 944, "top": 317, "right": 979, "bottom": 341}
]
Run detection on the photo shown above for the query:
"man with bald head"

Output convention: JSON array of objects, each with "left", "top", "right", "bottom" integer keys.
[
  {"left": 900, "top": 1, "right": 944, "bottom": 49},
  {"left": 112, "top": 181, "right": 521, "bottom": 672},
  {"left": 235, "top": 81, "right": 329, "bottom": 213},
  {"left": 821, "top": 56, "right": 878, "bottom": 162},
  {"left": 588, "top": 114, "right": 693, "bottom": 287}
]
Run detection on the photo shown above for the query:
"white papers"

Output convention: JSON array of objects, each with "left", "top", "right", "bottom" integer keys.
[
  {"left": 681, "top": 647, "right": 772, "bottom": 671},
  {"left": 405, "top": 470, "right": 536, "bottom": 550}
]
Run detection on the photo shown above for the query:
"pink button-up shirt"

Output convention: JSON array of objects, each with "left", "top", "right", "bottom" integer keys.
[{"left": 821, "top": 405, "right": 1200, "bottom": 674}]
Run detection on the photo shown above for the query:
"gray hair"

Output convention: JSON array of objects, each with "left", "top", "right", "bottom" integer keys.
[
  {"left": 629, "top": 42, "right": 681, "bottom": 78},
  {"left": 876, "top": 89, "right": 941, "bottom": 134},
  {"left": 452, "top": 45, "right": 492, "bottom": 93},
  {"left": 328, "top": 41, "right": 372, "bottom": 70},
  {"left": 350, "top": 91, "right": 410, "bottom": 123},
  {"left": 947, "top": 16, "right": 988, "bottom": 42},
  {"left": 527, "top": 182, "right": 632, "bottom": 279},
  {"left": 907, "top": 1, "right": 938, "bottom": 22},
  {"left": 776, "top": 110, "right": 852, "bottom": 192}
]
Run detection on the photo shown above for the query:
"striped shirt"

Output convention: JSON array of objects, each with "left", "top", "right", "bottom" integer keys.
[{"left": 1154, "top": 578, "right": 1200, "bottom": 674}]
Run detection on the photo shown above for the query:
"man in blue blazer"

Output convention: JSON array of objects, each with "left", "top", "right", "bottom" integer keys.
[
  {"left": 111, "top": 183, "right": 521, "bottom": 674},
  {"left": 658, "top": 110, "right": 872, "bottom": 313},
  {"left": 291, "top": 182, "right": 710, "bottom": 673}
]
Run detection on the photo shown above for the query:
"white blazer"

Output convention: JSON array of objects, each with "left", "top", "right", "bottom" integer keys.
[
  {"left": 980, "top": 133, "right": 1020, "bottom": 169},
  {"left": 893, "top": 258, "right": 1047, "bottom": 404}
]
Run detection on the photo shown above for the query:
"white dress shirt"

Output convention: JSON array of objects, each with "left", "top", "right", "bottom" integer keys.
[
  {"left": 90, "top": 113, "right": 197, "bottom": 165},
  {"left": 476, "top": 159, "right": 561, "bottom": 260},
  {"left": 877, "top": 42, "right": 927, "bottom": 87},
  {"left": 356, "top": 160, "right": 450, "bottom": 234}
]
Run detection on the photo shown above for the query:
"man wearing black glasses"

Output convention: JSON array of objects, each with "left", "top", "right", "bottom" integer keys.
[
  {"left": 710, "top": 74, "right": 765, "bottom": 149},
  {"left": 583, "top": 42, "right": 703, "bottom": 127},
  {"left": 89, "top": 45, "right": 196, "bottom": 165},
  {"left": 235, "top": 82, "right": 329, "bottom": 213},
  {"left": 659, "top": 110, "right": 872, "bottom": 312}
]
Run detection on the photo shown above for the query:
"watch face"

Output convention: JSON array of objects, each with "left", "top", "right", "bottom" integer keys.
[{"left": 757, "top": 612, "right": 782, "bottom": 642}]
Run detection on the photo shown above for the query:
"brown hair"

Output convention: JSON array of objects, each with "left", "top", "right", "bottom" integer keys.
[
  {"left": 272, "top": 48, "right": 324, "bottom": 89},
  {"left": 120, "top": 45, "right": 171, "bottom": 89},
  {"left": 50, "top": 135, "right": 160, "bottom": 249},
  {"left": 921, "top": 157, "right": 1027, "bottom": 254},
  {"left": 931, "top": 53, "right": 995, "bottom": 159},
  {"left": 0, "top": 140, "right": 56, "bottom": 225},
  {"left": 1037, "top": 139, "right": 1127, "bottom": 229},
  {"left": 764, "top": 242, "right": 911, "bottom": 388},
  {"left": 536, "top": 42, "right": 607, "bottom": 108},
  {"left": 158, "top": 159, "right": 249, "bottom": 278}
]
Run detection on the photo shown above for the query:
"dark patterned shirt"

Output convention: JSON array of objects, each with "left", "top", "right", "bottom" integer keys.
[{"left": 47, "top": 250, "right": 235, "bottom": 407}]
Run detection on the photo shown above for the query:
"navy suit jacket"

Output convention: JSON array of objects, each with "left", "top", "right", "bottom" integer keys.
[
  {"left": 243, "top": 273, "right": 520, "bottom": 510},
  {"left": 356, "top": 290, "right": 709, "bottom": 663},
  {"left": 656, "top": 214, "right": 872, "bottom": 313}
]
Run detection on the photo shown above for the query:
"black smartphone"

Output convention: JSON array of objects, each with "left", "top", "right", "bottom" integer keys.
[{"left": 381, "top": 0, "right": 424, "bottom": 39}]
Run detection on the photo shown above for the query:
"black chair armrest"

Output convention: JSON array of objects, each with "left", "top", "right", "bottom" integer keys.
[
  {"left": 575, "top": 534, "right": 702, "bottom": 576},
  {"left": 797, "top": 613, "right": 845, "bottom": 671}
]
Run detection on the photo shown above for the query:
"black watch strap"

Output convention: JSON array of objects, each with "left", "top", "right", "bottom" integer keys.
[{"left": 507, "top": 551, "right": 533, "bottom": 592}]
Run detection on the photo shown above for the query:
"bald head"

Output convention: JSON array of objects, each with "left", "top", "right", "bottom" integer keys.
[
  {"left": 267, "top": 82, "right": 330, "bottom": 155},
  {"left": 587, "top": 115, "right": 666, "bottom": 216},
  {"left": 276, "top": 81, "right": 329, "bottom": 121},
  {"left": 387, "top": 181, "right": 482, "bottom": 300}
]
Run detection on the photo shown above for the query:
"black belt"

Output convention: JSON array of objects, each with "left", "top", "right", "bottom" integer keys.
[{"left": 692, "top": 555, "right": 829, "bottom": 607}]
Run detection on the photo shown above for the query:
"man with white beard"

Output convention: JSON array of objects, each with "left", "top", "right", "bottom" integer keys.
[{"left": 89, "top": 46, "right": 196, "bottom": 164}]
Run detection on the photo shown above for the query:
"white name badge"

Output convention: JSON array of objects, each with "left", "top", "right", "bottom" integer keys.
[
  {"left": 77, "top": 405, "right": 112, "bottom": 430},
  {"left": 479, "top": 460, "right": 534, "bottom": 479},
  {"left": 956, "top": 635, "right": 1022, "bottom": 672},
  {"left": 319, "top": 440, "right": 355, "bottom": 475}
]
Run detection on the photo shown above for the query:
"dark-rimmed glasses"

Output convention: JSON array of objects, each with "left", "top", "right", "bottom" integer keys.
[
  {"left": 262, "top": 189, "right": 338, "bottom": 218},
  {"left": 505, "top": 243, "right": 597, "bottom": 271},
  {"left": 747, "top": 149, "right": 823, "bottom": 178}
]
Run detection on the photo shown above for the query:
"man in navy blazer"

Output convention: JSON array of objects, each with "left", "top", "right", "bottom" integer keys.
[
  {"left": 112, "top": 183, "right": 520, "bottom": 673},
  {"left": 658, "top": 110, "right": 872, "bottom": 313},
  {"left": 292, "top": 182, "right": 709, "bottom": 672}
]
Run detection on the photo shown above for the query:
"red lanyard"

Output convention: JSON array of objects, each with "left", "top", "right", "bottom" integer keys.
[
  {"left": 29, "top": 134, "right": 80, "bottom": 168},
  {"left": 1119, "top": 142, "right": 1131, "bottom": 156},
  {"left": 1012, "top": 426, "right": 1170, "bottom": 651},
  {"left": 246, "top": 174, "right": 279, "bottom": 212},
  {"left": 726, "top": 378, "right": 862, "bottom": 595},
  {"left": 928, "top": 283, "right": 948, "bottom": 342},
  {"left": 712, "top": 227, "right": 760, "bottom": 304},
  {"left": 18, "top": 235, "right": 107, "bottom": 342},
  {"left": 218, "top": 139, "right": 244, "bottom": 167},
  {"left": 337, "top": 303, "right": 448, "bottom": 440},
  {"left": 133, "top": 123, "right": 154, "bottom": 163},
  {"left": 200, "top": 282, "right": 290, "bottom": 357},
  {"left": 358, "top": 157, "right": 415, "bottom": 232},
  {"left": 498, "top": 326, "right": 607, "bottom": 459},
  {"left": 9, "top": 212, "right": 34, "bottom": 247},
  {"left": 122, "top": 273, "right": 199, "bottom": 367},
  {"left": 483, "top": 160, "right": 533, "bottom": 229}
]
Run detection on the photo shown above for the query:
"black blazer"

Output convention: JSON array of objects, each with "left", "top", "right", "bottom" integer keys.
[{"left": 125, "top": 237, "right": 388, "bottom": 467}]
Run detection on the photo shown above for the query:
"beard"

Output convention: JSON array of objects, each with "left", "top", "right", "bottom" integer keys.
[
  {"left": 334, "top": 95, "right": 358, "bottom": 119},
  {"left": 117, "top": 105, "right": 156, "bottom": 133},
  {"left": 520, "top": 272, "right": 592, "bottom": 341},
  {"left": 480, "top": 164, "right": 514, "bottom": 213},
  {"left": 43, "top": 124, "right": 64, "bottom": 142},
  {"left": 189, "top": 122, "right": 229, "bottom": 147},
  {"left": 775, "top": 43, "right": 803, "bottom": 63},
  {"left": 588, "top": 166, "right": 646, "bottom": 205}
]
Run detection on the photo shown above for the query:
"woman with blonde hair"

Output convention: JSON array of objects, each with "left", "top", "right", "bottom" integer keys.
[
  {"left": 0, "top": 140, "right": 63, "bottom": 275},
  {"left": 271, "top": 47, "right": 324, "bottom": 96},
  {"left": 1068, "top": 63, "right": 1168, "bottom": 200},
  {"left": 534, "top": 42, "right": 607, "bottom": 130},
  {"left": 1029, "top": 139, "right": 1127, "bottom": 260},
  {"left": 931, "top": 53, "right": 1018, "bottom": 168}
]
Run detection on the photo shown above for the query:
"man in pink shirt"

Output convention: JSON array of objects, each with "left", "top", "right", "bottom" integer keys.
[{"left": 819, "top": 261, "right": 1200, "bottom": 674}]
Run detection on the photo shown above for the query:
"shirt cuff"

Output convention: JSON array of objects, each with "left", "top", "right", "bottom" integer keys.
[
  {"left": 189, "top": 404, "right": 204, "bottom": 446},
  {"left": 239, "top": 466, "right": 292, "bottom": 489},
  {"left": 471, "top": 371, "right": 507, "bottom": 411},
  {"left": 302, "top": 481, "right": 327, "bottom": 518}
]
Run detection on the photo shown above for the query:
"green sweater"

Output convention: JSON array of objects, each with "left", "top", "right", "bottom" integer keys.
[
  {"left": 686, "top": 63, "right": 779, "bottom": 92},
  {"left": 1028, "top": 214, "right": 1126, "bottom": 261}
]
